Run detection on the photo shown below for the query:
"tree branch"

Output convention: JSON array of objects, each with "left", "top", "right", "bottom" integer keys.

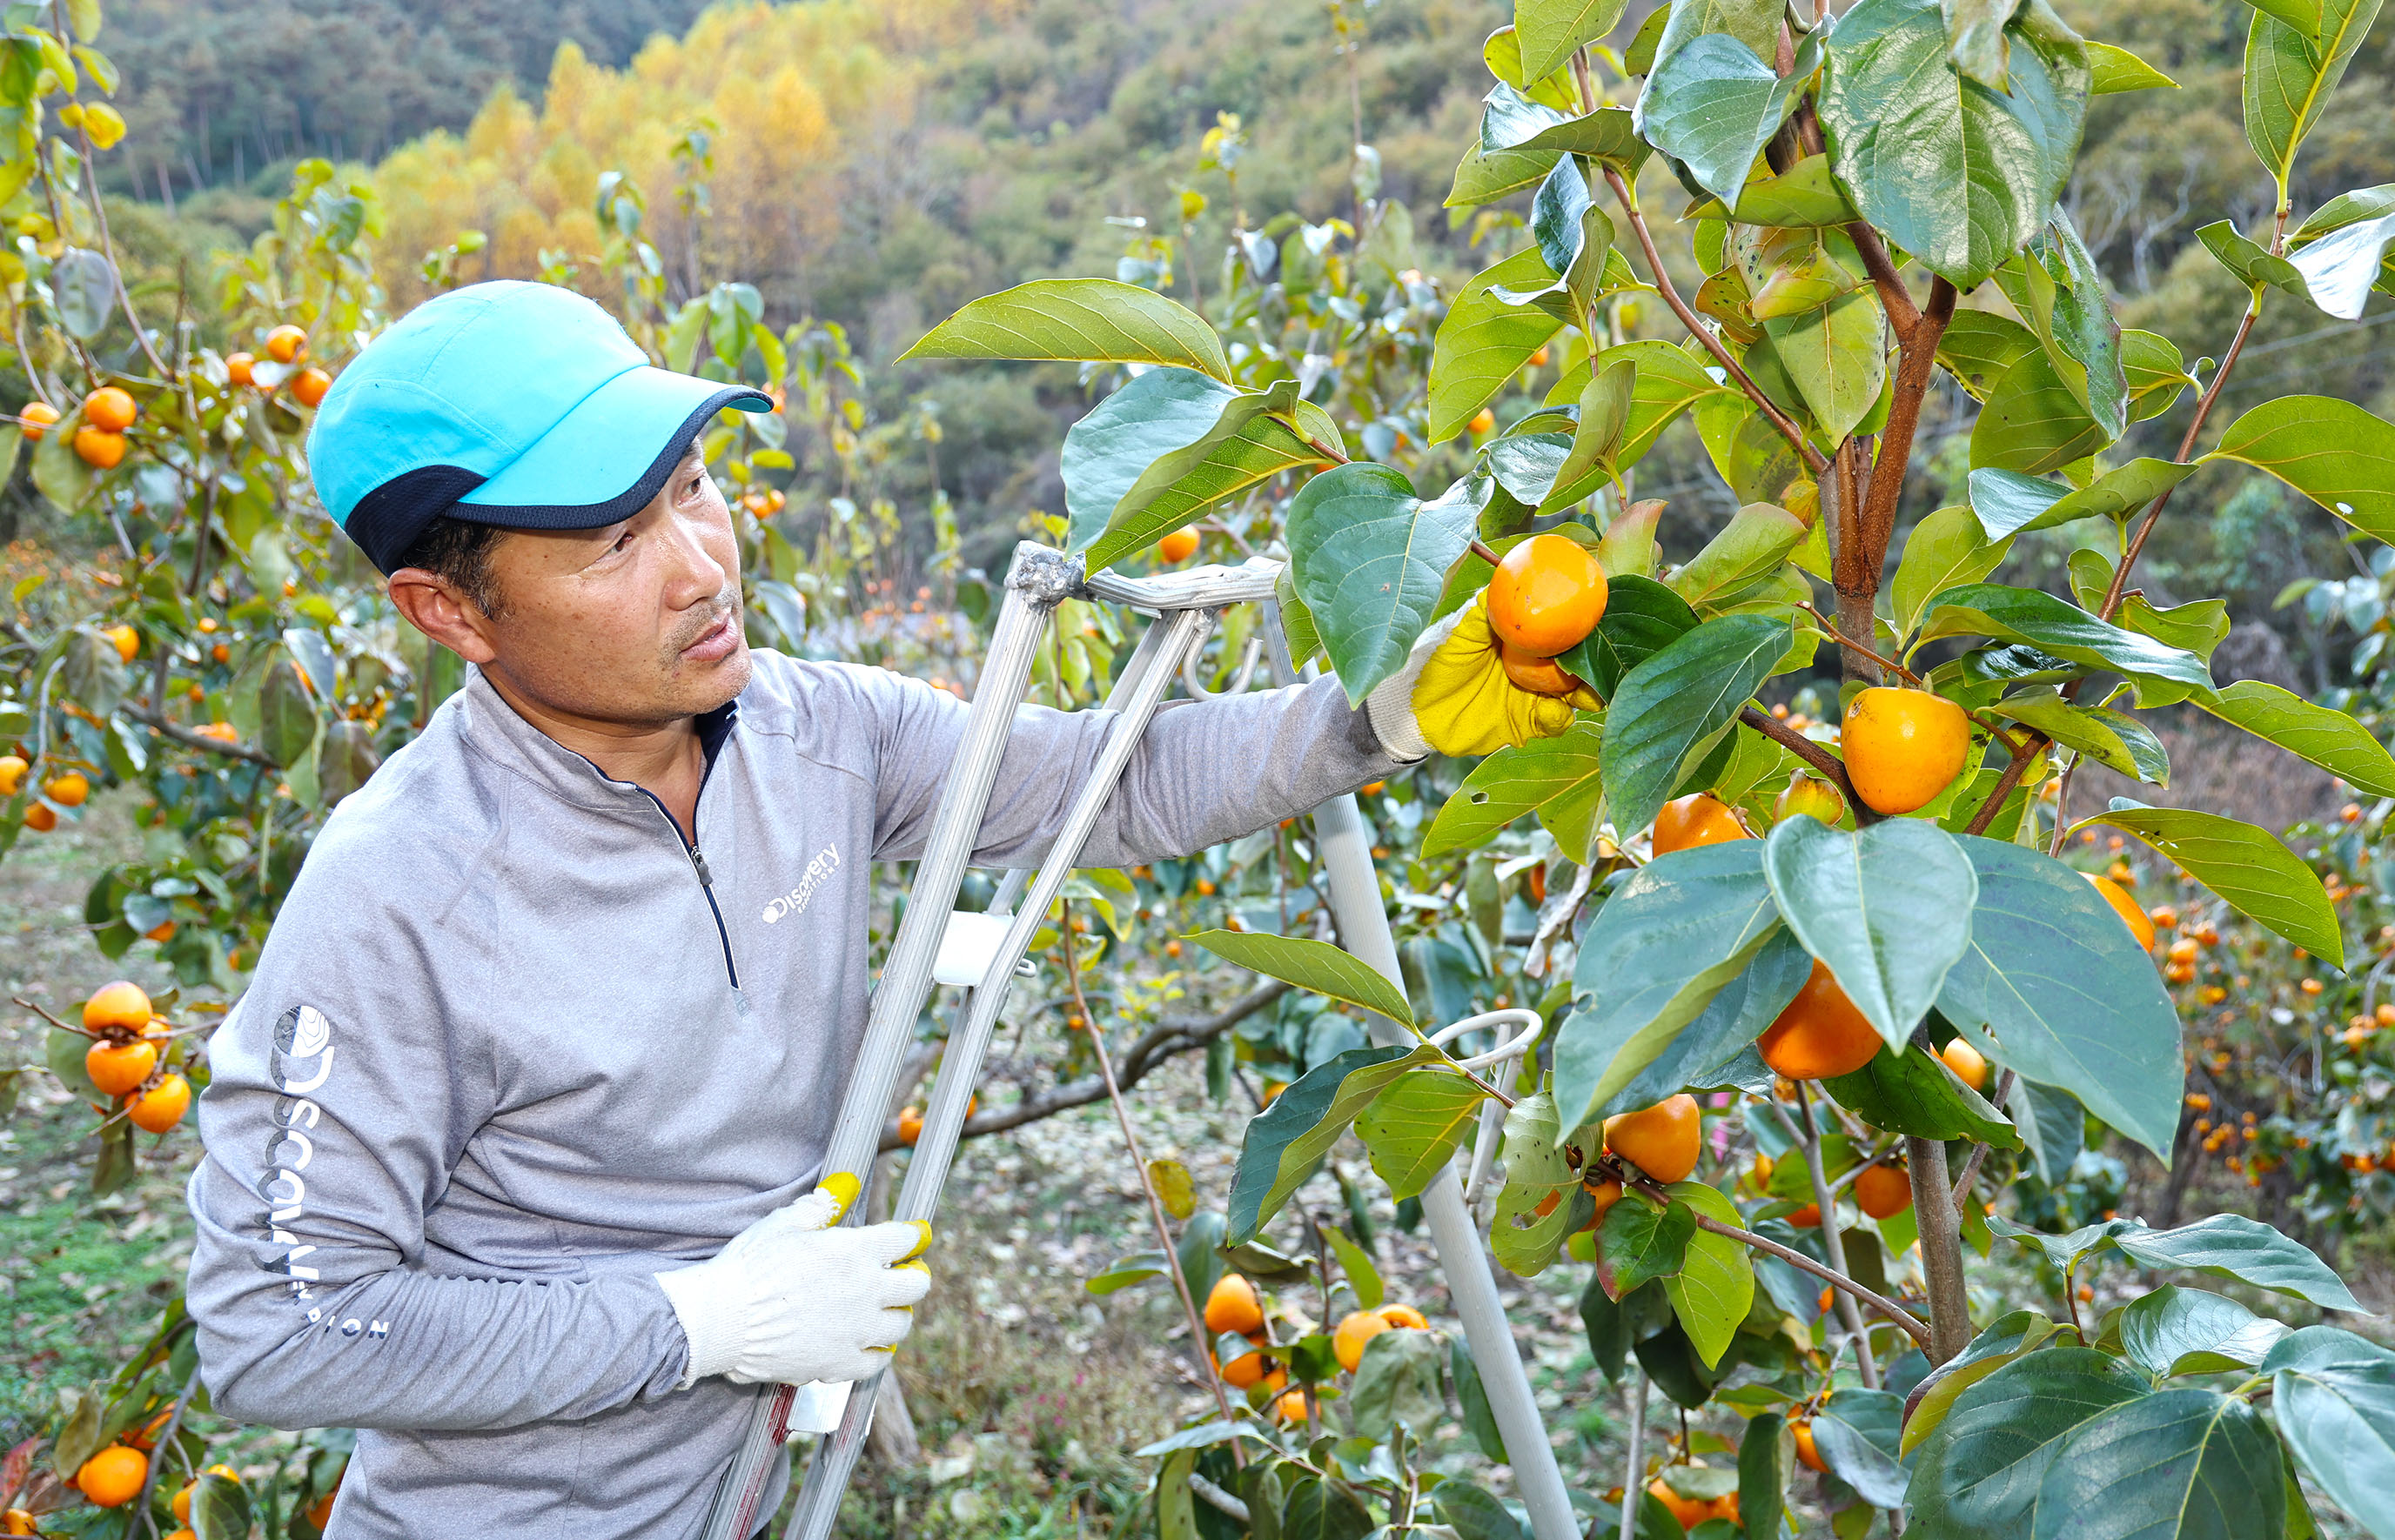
[
  {"left": 1854, "top": 278, "right": 1956, "bottom": 592},
  {"left": 120, "top": 703, "right": 279, "bottom": 767},
  {"left": 1602, "top": 166, "right": 1828, "bottom": 477},
  {"left": 879, "top": 980, "right": 1290, "bottom": 1149},
  {"left": 1738, "top": 705, "right": 1867, "bottom": 820}
]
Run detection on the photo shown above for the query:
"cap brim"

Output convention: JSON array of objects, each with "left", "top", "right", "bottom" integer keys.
[{"left": 453, "top": 365, "right": 770, "bottom": 530}]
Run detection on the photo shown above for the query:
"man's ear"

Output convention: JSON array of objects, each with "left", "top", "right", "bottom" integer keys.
[{"left": 386, "top": 568, "right": 500, "bottom": 665}]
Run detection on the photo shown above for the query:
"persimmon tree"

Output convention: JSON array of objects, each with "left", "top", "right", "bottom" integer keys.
[{"left": 901, "top": 0, "right": 2395, "bottom": 1531}]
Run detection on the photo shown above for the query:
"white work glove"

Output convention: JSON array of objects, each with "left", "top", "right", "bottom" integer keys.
[{"left": 655, "top": 1180, "right": 933, "bottom": 1389}]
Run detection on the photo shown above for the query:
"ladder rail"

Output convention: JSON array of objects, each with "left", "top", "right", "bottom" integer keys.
[
  {"left": 697, "top": 543, "right": 1080, "bottom": 1540},
  {"left": 782, "top": 602, "right": 1218, "bottom": 1539}
]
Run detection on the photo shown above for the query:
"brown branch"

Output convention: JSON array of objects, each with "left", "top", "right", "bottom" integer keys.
[
  {"left": 1601, "top": 166, "right": 1829, "bottom": 477},
  {"left": 1848, "top": 225, "right": 1920, "bottom": 341},
  {"left": 120, "top": 703, "right": 279, "bottom": 768},
  {"left": 879, "top": 980, "right": 1289, "bottom": 1149},
  {"left": 1738, "top": 705, "right": 1868, "bottom": 821},
  {"left": 2101, "top": 305, "right": 2261, "bottom": 621},
  {"left": 1854, "top": 278, "right": 1955, "bottom": 589},
  {"left": 1062, "top": 902, "right": 1247, "bottom": 1452},
  {"left": 1949, "top": 1069, "right": 2016, "bottom": 1211},
  {"left": 1960, "top": 741, "right": 2040, "bottom": 838},
  {"left": 1628, "top": 1175, "right": 1933, "bottom": 1348}
]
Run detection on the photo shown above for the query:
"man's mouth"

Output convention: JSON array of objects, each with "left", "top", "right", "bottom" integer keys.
[{"left": 679, "top": 609, "right": 741, "bottom": 663}]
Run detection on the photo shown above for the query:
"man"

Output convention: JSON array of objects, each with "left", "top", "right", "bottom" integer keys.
[{"left": 184, "top": 281, "right": 1485, "bottom": 1537}]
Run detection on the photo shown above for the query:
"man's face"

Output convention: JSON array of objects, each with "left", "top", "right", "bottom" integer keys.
[{"left": 465, "top": 448, "right": 749, "bottom": 727}]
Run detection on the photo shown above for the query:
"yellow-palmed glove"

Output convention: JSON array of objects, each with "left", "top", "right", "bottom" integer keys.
[{"left": 1365, "top": 599, "right": 1600, "bottom": 760}]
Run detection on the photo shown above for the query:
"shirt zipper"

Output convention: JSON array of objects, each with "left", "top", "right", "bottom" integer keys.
[{"left": 634, "top": 787, "right": 741, "bottom": 991}]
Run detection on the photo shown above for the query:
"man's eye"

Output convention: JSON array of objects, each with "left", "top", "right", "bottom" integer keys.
[{"left": 614, "top": 529, "right": 636, "bottom": 552}]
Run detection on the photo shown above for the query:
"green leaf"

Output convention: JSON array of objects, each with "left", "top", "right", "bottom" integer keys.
[
  {"left": 1226, "top": 1044, "right": 1434, "bottom": 1243},
  {"left": 2083, "top": 801, "right": 2340, "bottom": 966},
  {"left": 2124, "top": 329, "right": 2199, "bottom": 422},
  {"left": 1969, "top": 352, "right": 2110, "bottom": 475},
  {"left": 2267, "top": 1327, "right": 2395, "bottom": 1539},
  {"left": 2118, "top": 1286, "right": 2290, "bottom": 1377},
  {"left": 2205, "top": 394, "right": 2395, "bottom": 546},
  {"left": 2110, "top": 1214, "right": 2364, "bottom": 1313},
  {"left": 1651, "top": 0, "right": 1783, "bottom": 64},
  {"left": 1348, "top": 1322, "right": 1447, "bottom": 1440},
  {"left": 1663, "top": 1181, "right": 1754, "bottom": 1368},
  {"left": 1539, "top": 356, "right": 1639, "bottom": 513},
  {"left": 1601, "top": 612, "right": 1794, "bottom": 837},
  {"left": 1967, "top": 458, "right": 2202, "bottom": 539},
  {"left": 1762, "top": 815, "right": 1979, "bottom": 1048},
  {"left": 1668, "top": 502, "right": 1808, "bottom": 614},
  {"left": 1354, "top": 1066, "right": 1486, "bottom": 1200},
  {"left": 1435, "top": 1472, "right": 1526, "bottom": 1540},
  {"left": 898, "top": 278, "right": 1231, "bottom": 383},
  {"left": 1764, "top": 288, "right": 1888, "bottom": 446},
  {"left": 2015, "top": 1078, "right": 2085, "bottom": 1186},
  {"left": 1917, "top": 583, "right": 2212, "bottom": 691},
  {"left": 1894, "top": 505, "right": 2013, "bottom": 639},
  {"left": 1936, "top": 836, "right": 2182, "bottom": 1157},
  {"left": 1447, "top": 140, "right": 1563, "bottom": 208},
  {"left": 1518, "top": 0, "right": 1634, "bottom": 78},
  {"left": 1814, "top": 1393, "right": 1910, "bottom": 1509},
  {"left": 1324, "top": 1226, "right": 1383, "bottom": 1311},
  {"left": 190, "top": 1469, "right": 252, "bottom": 1540},
  {"left": 1490, "top": 1090, "right": 1580, "bottom": 1276},
  {"left": 1822, "top": 1042, "right": 2022, "bottom": 1145},
  {"left": 1637, "top": 30, "right": 1819, "bottom": 205},
  {"left": 1597, "top": 1193, "right": 1697, "bottom": 1299},
  {"left": 1083, "top": 392, "right": 1340, "bottom": 573},
  {"left": 30, "top": 402, "right": 91, "bottom": 512},
  {"left": 1559, "top": 573, "right": 1701, "bottom": 699},
  {"left": 1598, "top": 927, "right": 1812, "bottom": 1121},
  {"left": 2089, "top": 40, "right": 2179, "bottom": 91},
  {"left": 2030, "top": 1389, "right": 2284, "bottom": 1540},
  {"left": 1281, "top": 1476, "right": 1377, "bottom": 1540},
  {"left": 2119, "top": 593, "right": 2230, "bottom": 662},
  {"left": 2197, "top": 218, "right": 2325, "bottom": 306},
  {"left": 1904, "top": 1310, "right": 2068, "bottom": 1455},
  {"left": 2242, "top": 0, "right": 2384, "bottom": 196},
  {"left": 2193, "top": 680, "right": 2395, "bottom": 798},
  {"left": 1486, "top": 23, "right": 1582, "bottom": 110},
  {"left": 1553, "top": 840, "right": 1781, "bottom": 1129},
  {"left": 1739, "top": 1411, "right": 1793, "bottom": 1534},
  {"left": 1423, "top": 719, "right": 1605, "bottom": 859},
  {"left": 1691, "top": 153, "right": 1863, "bottom": 226},
  {"left": 2242, "top": 0, "right": 2326, "bottom": 33},
  {"left": 1943, "top": 0, "right": 2015, "bottom": 86},
  {"left": 1286, "top": 464, "right": 1490, "bottom": 703},
  {"left": 1085, "top": 1249, "right": 1170, "bottom": 1295},
  {"left": 1059, "top": 368, "right": 1238, "bottom": 552},
  {"left": 1940, "top": 310, "right": 2042, "bottom": 400},
  {"left": 1187, "top": 928, "right": 1415, "bottom": 1027},
  {"left": 1904, "top": 1348, "right": 2150, "bottom": 1540},
  {"left": 1429, "top": 246, "right": 1571, "bottom": 440},
  {"left": 1819, "top": 0, "right": 2091, "bottom": 290},
  {"left": 258, "top": 656, "right": 321, "bottom": 769},
  {"left": 1990, "top": 688, "right": 2165, "bottom": 782},
  {"left": 1157, "top": 1448, "right": 1199, "bottom": 1540},
  {"left": 50, "top": 246, "right": 115, "bottom": 341},
  {"left": 1548, "top": 341, "right": 1733, "bottom": 471}
]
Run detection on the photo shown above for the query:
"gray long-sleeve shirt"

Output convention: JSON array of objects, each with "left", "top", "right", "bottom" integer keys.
[{"left": 184, "top": 649, "right": 1396, "bottom": 1538}]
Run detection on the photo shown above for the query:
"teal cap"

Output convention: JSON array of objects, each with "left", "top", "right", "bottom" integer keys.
[{"left": 307, "top": 280, "right": 770, "bottom": 573}]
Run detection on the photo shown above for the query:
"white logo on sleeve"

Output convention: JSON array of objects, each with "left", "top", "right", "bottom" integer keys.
[{"left": 761, "top": 843, "right": 841, "bottom": 923}]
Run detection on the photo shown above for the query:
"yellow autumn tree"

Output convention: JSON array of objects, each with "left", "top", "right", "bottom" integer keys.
[{"left": 371, "top": 0, "right": 1001, "bottom": 313}]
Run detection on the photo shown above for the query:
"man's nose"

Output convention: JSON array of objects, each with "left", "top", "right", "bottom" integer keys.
[{"left": 660, "top": 509, "right": 729, "bottom": 606}]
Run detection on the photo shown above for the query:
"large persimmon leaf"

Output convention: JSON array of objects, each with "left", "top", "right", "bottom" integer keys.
[
  {"left": 1285, "top": 464, "right": 1491, "bottom": 703},
  {"left": 2081, "top": 800, "right": 2341, "bottom": 968},
  {"left": 897, "top": 278, "right": 1230, "bottom": 382},
  {"left": 1817, "top": 0, "right": 2091, "bottom": 290},
  {"left": 1600, "top": 612, "right": 1794, "bottom": 837},
  {"left": 1935, "top": 836, "right": 2181, "bottom": 1156},
  {"left": 2204, "top": 393, "right": 2395, "bottom": 546}
]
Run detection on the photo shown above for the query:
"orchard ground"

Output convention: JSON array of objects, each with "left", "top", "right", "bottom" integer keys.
[{"left": 8, "top": 785, "right": 2392, "bottom": 1536}]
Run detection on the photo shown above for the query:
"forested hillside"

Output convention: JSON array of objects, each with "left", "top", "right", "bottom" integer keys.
[{"left": 58, "top": 0, "right": 2395, "bottom": 673}]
